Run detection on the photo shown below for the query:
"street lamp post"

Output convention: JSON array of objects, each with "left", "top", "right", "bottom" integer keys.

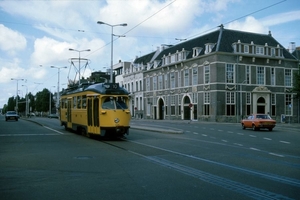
[
  {"left": 11, "top": 78, "right": 24, "bottom": 113},
  {"left": 97, "top": 21, "right": 127, "bottom": 83},
  {"left": 51, "top": 66, "right": 67, "bottom": 113},
  {"left": 69, "top": 48, "right": 90, "bottom": 85},
  {"left": 22, "top": 85, "right": 28, "bottom": 117},
  {"left": 240, "top": 80, "right": 247, "bottom": 119},
  {"left": 49, "top": 86, "right": 55, "bottom": 115}
]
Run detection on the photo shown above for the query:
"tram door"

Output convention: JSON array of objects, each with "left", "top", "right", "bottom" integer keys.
[
  {"left": 67, "top": 98, "right": 72, "bottom": 128},
  {"left": 87, "top": 95, "right": 100, "bottom": 134}
]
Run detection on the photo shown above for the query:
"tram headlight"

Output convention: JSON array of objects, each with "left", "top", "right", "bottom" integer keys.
[{"left": 114, "top": 118, "right": 120, "bottom": 123}]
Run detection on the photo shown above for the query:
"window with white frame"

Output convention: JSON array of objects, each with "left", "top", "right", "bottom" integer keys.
[
  {"left": 226, "top": 64, "right": 235, "bottom": 83},
  {"left": 153, "top": 76, "right": 157, "bottom": 90},
  {"left": 158, "top": 75, "right": 163, "bottom": 90},
  {"left": 256, "top": 66, "right": 265, "bottom": 85},
  {"left": 226, "top": 92, "right": 235, "bottom": 116},
  {"left": 204, "top": 65, "right": 210, "bottom": 84},
  {"left": 178, "top": 71, "right": 181, "bottom": 87},
  {"left": 285, "top": 94, "right": 292, "bottom": 116},
  {"left": 171, "top": 54, "right": 176, "bottom": 63},
  {"left": 271, "top": 93, "right": 276, "bottom": 116},
  {"left": 205, "top": 43, "right": 214, "bottom": 54},
  {"left": 271, "top": 68, "right": 275, "bottom": 85},
  {"left": 271, "top": 48, "right": 275, "bottom": 56},
  {"left": 170, "top": 72, "right": 175, "bottom": 89},
  {"left": 256, "top": 46, "right": 264, "bottom": 55},
  {"left": 192, "top": 68, "right": 198, "bottom": 85},
  {"left": 184, "top": 69, "right": 189, "bottom": 86},
  {"left": 285, "top": 69, "right": 292, "bottom": 87},
  {"left": 131, "top": 82, "right": 134, "bottom": 92},
  {"left": 244, "top": 45, "right": 249, "bottom": 53},
  {"left": 171, "top": 95, "right": 175, "bottom": 115},
  {"left": 246, "top": 92, "right": 251, "bottom": 115},
  {"left": 164, "top": 74, "right": 168, "bottom": 89},
  {"left": 246, "top": 65, "right": 250, "bottom": 84},
  {"left": 140, "top": 80, "right": 142, "bottom": 91},
  {"left": 192, "top": 93, "right": 198, "bottom": 103},
  {"left": 204, "top": 92, "right": 210, "bottom": 115},
  {"left": 146, "top": 77, "right": 150, "bottom": 91}
]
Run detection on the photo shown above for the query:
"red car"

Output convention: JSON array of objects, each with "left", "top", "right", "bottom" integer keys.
[{"left": 241, "top": 114, "right": 276, "bottom": 131}]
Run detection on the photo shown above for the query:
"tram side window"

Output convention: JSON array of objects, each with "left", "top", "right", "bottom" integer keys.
[
  {"left": 63, "top": 99, "right": 67, "bottom": 109},
  {"left": 77, "top": 96, "right": 82, "bottom": 109},
  {"left": 82, "top": 95, "right": 87, "bottom": 109},
  {"left": 102, "top": 97, "right": 115, "bottom": 109},
  {"left": 61, "top": 98, "right": 65, "bottom": 109},
  {"left": 73, "top": 96, "right": 77, "bottom": 108}
]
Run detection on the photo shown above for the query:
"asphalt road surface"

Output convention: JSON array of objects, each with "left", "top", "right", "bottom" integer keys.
[{"left": 0, "top": 116, "right": 299, "bottom": 200}]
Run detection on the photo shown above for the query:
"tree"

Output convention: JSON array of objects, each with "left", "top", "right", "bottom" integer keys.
[
  {"left": 35, "top": 88, "right": 55, "bottom": 112},
  {"left": 293, "top": 71, "right": 300, "bottom": 99},
  {"left": 7, "top": 97, "right": 15, "bottom": 111}
]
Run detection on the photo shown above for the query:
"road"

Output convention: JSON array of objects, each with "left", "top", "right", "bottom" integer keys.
[{"left": 0, "top": 116, "right": 299, "bottom": 200}]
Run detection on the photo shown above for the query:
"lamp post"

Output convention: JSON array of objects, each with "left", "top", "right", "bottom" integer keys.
[
  {"left": 49, "top": 86, "right": 55, "bottom": 115},
  {"left": 51, "top": 66, "right": 67, "bottom": 113},
  {"left": 11, "top": 78, "right": 24, "bottom": 113},
  {"left": 69, "top": 48, "right": 90, "bottom": 84},
  {"left": 22, "top": 85, "right": 28, "bottom": 117},
  {"left": 240, "top": 80, "right": 247, "bottom": 119},
  {"left": 97, "top": 21, "right": 127, "bottom": 83}
]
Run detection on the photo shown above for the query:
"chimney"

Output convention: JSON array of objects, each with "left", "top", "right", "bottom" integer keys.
[{"left": 289, "top": 42, "right": 296, "bottom": 53}]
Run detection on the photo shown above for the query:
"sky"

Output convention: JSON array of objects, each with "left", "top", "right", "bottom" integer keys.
[{"left": 0, "top": 0, "right": 300, "bottom": 109}]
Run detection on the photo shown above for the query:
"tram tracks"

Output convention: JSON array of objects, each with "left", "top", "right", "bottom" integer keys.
[{"left": 102, "top": 138, "right": 299, "bottom": 200}]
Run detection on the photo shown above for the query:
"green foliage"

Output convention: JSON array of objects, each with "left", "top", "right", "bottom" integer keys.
[
  {"left": 35, "top": 88, "right": 54, "bottom": 112},
  {"left": 293, "top": 71, "right": 300, "bottom": 99}
]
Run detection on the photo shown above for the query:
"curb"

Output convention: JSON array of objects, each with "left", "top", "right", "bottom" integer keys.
[{"left": 131, "top": 126, "right": 183, "bottom": 134}]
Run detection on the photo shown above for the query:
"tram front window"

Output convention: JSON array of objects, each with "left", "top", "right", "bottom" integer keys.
[{"left": 102, "top": 96, "right": 128, "bottom": 110}]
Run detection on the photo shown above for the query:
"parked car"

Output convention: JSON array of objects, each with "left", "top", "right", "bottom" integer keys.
[
  {"left": 5, "top": 111, "right": 19, "bottom": 121},
  {"left": 241, "top": 114, "right": 276, "bottom": 131},
  {"left": 48, "top": 114, "right": 59, "bottom": 119}
]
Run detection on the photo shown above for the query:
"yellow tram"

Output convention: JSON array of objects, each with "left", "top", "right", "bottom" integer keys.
[{"left": 59, "top": 82, "right": 131, "bottom": 137}]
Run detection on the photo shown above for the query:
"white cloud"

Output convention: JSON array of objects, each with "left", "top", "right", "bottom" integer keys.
[
  {"left": 31, "top": 37, "right": 72, "bottom": 65},
  {"left": 227, "top": 16, "right": 267, "bottom": 33},
  {"left": 261, "top": 10, "right": 300, "bottom": 26},
  {"left": 0, "top": 58, "right": 26, "bottom": 83},
  {"left": 0, "top": 24, "right": 27, "bottom": 54}
]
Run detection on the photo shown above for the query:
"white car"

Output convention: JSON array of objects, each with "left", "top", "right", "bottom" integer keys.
[{"left": 5, "top": 111, "right": 19, "bottom": 121}]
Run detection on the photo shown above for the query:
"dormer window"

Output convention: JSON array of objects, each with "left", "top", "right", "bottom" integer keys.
[
  {"left": 271, "top": 48, "right": 275, "bottom": 56},
  {"left": 244, "top": 45, "right": 249, "bottom": 53},
  {"left": 205, "top": 43, "right": 215, "bottom": 54},
  {"left": 256, "top": 46, "right": 264, "bottom": 55},
  {"left": 193, "top": 47, "right": 202, "bottom": 57}
]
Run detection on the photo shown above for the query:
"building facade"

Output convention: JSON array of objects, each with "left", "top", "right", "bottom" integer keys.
[{"left": 131, "top": 25, "right": 299, "bottom": 122}]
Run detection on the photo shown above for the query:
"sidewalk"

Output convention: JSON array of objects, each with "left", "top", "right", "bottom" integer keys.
[{"left": 131, "top": 118, "right": 300, "bottom": 129}]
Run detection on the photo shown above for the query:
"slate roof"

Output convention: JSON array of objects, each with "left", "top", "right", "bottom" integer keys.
[
  {"left": 133, "top": 51, "right": 156, "bottom": 65},
  {"left": 135, "top": 26, "right": 296, "bottom": 66},
  {"left": 292, "top": 49, "right": 300, "bottom": 60}
]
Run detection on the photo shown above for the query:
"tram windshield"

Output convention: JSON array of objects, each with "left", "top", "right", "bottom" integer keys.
[{"left": 102, "top": 96, "right": 128, "bottom": 110}]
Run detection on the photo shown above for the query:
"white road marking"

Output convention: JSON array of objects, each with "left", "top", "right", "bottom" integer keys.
[
  {"left": 193, "top": 132, "right": 198, "bottom": 135},
  {"left": 202, "top": 134, "right": 207, "bottom": 137},
  {"left": 43, "top": 126, "right": 64, "bottom": 135},
  {"left": 249, "top": 135, "right": 256, "bottom": 138},
  {"left": 264, "top": 137, "right": 272, "bottom": 141},
  {"left": 234, "top": 143, "right": 243, "bottom": 146},
  {"left": 269, "top": 152, "right": 284, "bottom": 157},
  {"left": 237, "top": 133, "right": 244, "bottom": 135},
  {"left": 222, "top": 140, "right": 228, "bottom": 142},
  {"left": 280, "top": 141, "right": 290, "bottom": 144},
  {"left": 227, "top": 131, "right": 234, "bottom": 133},
  {"left": 250, "top": 147, "right": 260, "bottom": 151}
]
